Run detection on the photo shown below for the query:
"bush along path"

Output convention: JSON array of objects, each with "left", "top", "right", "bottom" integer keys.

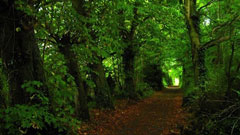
[{"left": 78, "top": 87, "right": 187, "bottom": 135}]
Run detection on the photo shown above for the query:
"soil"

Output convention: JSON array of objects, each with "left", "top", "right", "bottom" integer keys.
[{"left": 79, "top": 87, "right": 187, "bottom": 135}]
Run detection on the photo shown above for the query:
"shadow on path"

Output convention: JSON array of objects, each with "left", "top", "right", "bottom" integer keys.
[
  {"left": 79, "top": 87, "right": 187, "bottom": 135},
  {"left": 115, "top": 87, "right": 185, "bottom": 135}
]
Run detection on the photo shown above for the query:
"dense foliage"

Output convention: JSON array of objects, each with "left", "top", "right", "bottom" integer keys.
[{"left": 0, "top": 0, "right": 239, "bottom": 135}]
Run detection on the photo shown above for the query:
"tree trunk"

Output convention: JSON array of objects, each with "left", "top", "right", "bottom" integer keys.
[
  {"left": 90, "top": 57, "right": 114, "bottom": 109},
  {"left": 71, "top": 0, "right": 114, "bottom": 108},
  {"left": 198, "top": 48, "right": 206, "bottom": 90},
  {"left": 183, "top": 0, "right": 236, "bottom": 91},
  {"left": 226, "top": 42, "right": 236, "bottom": 98},
  {"left": 184, "top": 0, "right": 206, "bottom": 90},
  {"left": 0, "top": 2, "right": 48, "bottom": 105},
  {"left": 123, "top": 44, "right": 138, "bottom": 99},
  {"left": 0, "top": 74, "right": 4, "bottom": 108},
  {"left": 181, "top": 56, "right": 195, "bottom": 91},
  {"left": 56, "top": 0, "right": 90, "bottom": 120},
  {"left": 58, "top": 36, "right": 90, "bottom": 120},
  {"left": 121, "top": 5, "right": 139, "bottom": 100}
]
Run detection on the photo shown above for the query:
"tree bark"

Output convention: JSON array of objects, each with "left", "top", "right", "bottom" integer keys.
[
  {"left": 0, "top": 2, "right": 48, "bottom": 105},
  {"left": 90, "top": 56, "right": 114, "bottom": 109},
  {"left": 0, "top": 73, "right": 4, "bottom": 108},
  {"left": 123, "top": 43, "right": 138, "bottom": 99},
  {"left": 71, "top": 0, "right": 114, "bottom": 108},
  {"left": 57, "top": 35, "right": 90, "bottom": 120},
  {"left": 226, "top": 42, "right": 236, "bottom": 98},
  {"left": 184, "top": 0, "right": 206, "bottom": 90},
  {"left": 183, "top": 0, "right": 236, "bottom": 91},
  {"left": 121, "top": 5, "right": 139, "bottom": 100}
]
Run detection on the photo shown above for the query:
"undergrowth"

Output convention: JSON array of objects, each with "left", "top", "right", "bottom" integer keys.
[{"left": 183, "top": 90, "right": 240, "bottom": 135}]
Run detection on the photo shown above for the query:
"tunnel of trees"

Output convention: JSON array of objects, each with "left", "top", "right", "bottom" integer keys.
[{"left": 0, "top": 0, "right": 239, "bottom": 135}]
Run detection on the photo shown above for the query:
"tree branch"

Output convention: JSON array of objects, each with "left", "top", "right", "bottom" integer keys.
[
  {"left": 202, "top": 15, "right": 239, "bottom": 50},
  {"left": 198, "top": 0, "right": 218, "bottom": 12},
  {"left": 201, "top": 36, "right": 231, "bottom": 50},
  {"left": 212, "top": 15, "right": 240, "bottom": 35},
  {"left": 37, "top": 38, "right": 57, "bottom": 45},
  {"left": 143, "top": 16, "right": 151, "bottom": 22}
]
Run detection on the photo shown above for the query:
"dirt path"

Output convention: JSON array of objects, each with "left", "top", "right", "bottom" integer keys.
[{"left": 79, "top": 87, "right": 186, "bottom": 135}]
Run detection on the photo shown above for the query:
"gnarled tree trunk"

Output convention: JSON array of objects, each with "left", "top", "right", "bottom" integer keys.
[
  {"left": 57, "top": 35, "right": 90, "bottom": 120},
  {"left": 90, "top": 56, "right": 114, "bottom": 109},
  {"left": 123, "top": 43, "right": 137, "bottom": 99},
  {"left": 184, "top": 0, "right": 206, "bottom": 90},
  {"left": 121, "top": 5, "right": 139, "bottom": 100},
  {"left": 0, "top": 2, "right": 48, "bottom": 105},
  {"left": 72, "top": 0, "right": 114, "bottom": 108}
]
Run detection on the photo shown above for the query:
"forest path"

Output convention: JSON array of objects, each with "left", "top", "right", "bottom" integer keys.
[{"left": 79, "top": 87, "right": 187, "bottom": 135}]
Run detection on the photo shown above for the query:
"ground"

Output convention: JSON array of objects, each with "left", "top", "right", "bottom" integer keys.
[{"left": 79, "top": 87, "right": 187, "bottom": 135}]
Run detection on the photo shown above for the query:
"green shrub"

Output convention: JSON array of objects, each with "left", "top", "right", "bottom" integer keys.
[
  {"left": 136, "top": 82, "right": 154, "bottom": 98},
  {"left": 183, "top": 88, "right": 240, "bottom": 135},
  {"left": 0, "top": 81, "right": 81, "bottom": 135}
]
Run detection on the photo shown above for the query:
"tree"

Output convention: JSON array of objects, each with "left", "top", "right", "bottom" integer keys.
[
  {"left": 0, "top": 1, "right": 48, "bottom": 105},
  {"left": 53, "top": 33, "right": 90, "bottom": 120},
  {"left": 72, "top": 0, "right": 114, "bottom": 108},
  {"left": 183, "top": 0, "right": 238, "bottom": 91},
  {"left": 121, "top": 4, "right": 139, "bottom": 99},
  {"left": 117, "top": 1, "right": 153, "bottom": 99}
]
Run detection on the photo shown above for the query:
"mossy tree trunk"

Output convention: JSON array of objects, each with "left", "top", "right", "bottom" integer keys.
[
  {"left": 123, "top": 43, "right": 137, "bottom": 99},
  {"left": 184, "top": 0, "right": 205, "bottom": 90},
  {"left": 181, "top": 59, "right": 194, "bottom": 91},
  {"left": 120, "top": 5, "right": 139, "bottom": 100},
  {"left": 54, "top": 34, "right": 90, "bottom": 121},
  {"left": 226, "top": 42, "right": 237, "bottom": 99},
  {"left": 0, "top": 2, "right": 48, "bottom": 105},
  {"left": 90, "top": 56, "right": 114, "bottom": 109},
  {"left": 183, "top": 0, "right": 234, "bottom": 91},
  {"left": 71, "top": 0, "right": 114, "bottom": 108}
]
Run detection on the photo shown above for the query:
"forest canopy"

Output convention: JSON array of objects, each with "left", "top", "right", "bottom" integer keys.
[{"left": 0, "top": 0, "right": 240, "bottom": 135}]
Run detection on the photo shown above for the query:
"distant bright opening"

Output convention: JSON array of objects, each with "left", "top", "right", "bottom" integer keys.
[
  {"left": 174, "top": 78, "right": 180, "bottom": 86},
  {"left": 162, "top": 59, "right": 183, "bottom": 87}
]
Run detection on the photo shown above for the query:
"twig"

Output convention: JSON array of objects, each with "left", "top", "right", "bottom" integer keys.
[
  {"left": 212, "top": 15, "right": 240, "bottom": 35},
  {"left": 198, "top": 0, "right": 218, "bottom": 12},
  {"left": 231, "top": 117, "right": 240, "bottom": 135}
]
